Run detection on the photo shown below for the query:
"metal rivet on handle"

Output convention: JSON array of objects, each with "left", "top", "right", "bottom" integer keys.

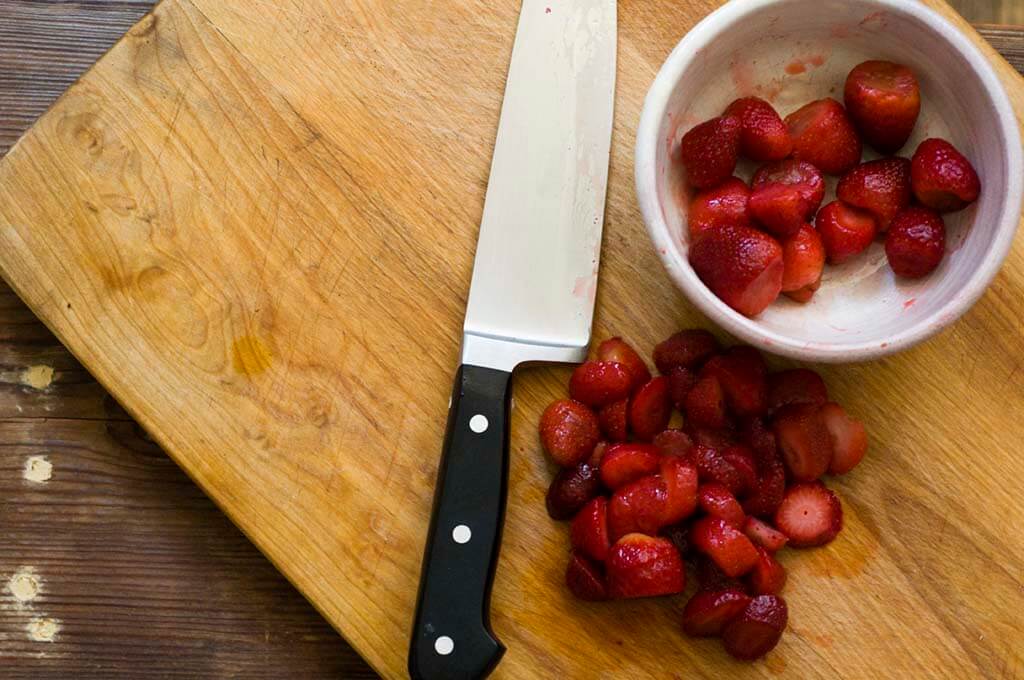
[
  {"left": 469, "top": 414, "right": 488, "bottom": 433},
  {"left": 435, "top": 635, "right": 454, "bottom": 655},
  {"left": 452, "top": 524, "right": 472, "bottom": 544}
]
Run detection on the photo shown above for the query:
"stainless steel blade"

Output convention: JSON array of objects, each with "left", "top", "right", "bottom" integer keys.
[{"left": 462, "top": 0, "right": 616, "bottom": 372}]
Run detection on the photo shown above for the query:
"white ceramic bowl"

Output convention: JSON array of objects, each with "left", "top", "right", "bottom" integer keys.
[{"left": 635, "top": 0, "right": 1023, "bottom": 362}]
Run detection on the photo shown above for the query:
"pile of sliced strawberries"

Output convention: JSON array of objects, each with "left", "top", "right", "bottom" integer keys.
[
  {"left": 540, "top": 331, "right": 868, "bottom": 661},
  {"left": 680, "top": 60, "right": 981, "bottom": 317}
]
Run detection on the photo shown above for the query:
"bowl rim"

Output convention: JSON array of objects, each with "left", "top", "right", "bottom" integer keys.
[{"left": 634, "top": 0, "right": 1024, "bottom": 363}]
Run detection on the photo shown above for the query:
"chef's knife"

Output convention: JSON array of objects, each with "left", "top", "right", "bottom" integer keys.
[{"left": 408, "top": 1, "right": 616, "bottom": 678}]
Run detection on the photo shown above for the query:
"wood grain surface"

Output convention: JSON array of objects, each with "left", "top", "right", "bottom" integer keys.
[{"left": 0, "top": 1, "right": 1022, "bottom": 678}]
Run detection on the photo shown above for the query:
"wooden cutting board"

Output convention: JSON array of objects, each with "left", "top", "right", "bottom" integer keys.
[{"left": 0, "top": 0, "right": 1022, "bottom": 677}]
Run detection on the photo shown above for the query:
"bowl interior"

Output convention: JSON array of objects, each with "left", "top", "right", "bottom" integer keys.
[{"left": 649, "top": 0, "right": 1018, "bottom": 359}]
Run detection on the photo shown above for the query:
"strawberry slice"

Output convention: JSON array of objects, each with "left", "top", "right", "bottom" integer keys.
[
  {"left": 682, "top": 588, "right": 752, "bottom": 637},
  {"left": 666, "top": 366, "right": 698, "bottom": 410},
  {"left": 689, "top": 223, "right": 784, "bottom": 318},
  {"left": 774, "top": 481, "right": 843, "bottom": 547},
  {"left": 688, "top": 177, "right": 753, "bottom": 243},
  {"left": 599, "top": 443, "right": 661, "bottom": 490},
  {"left": 653, "top": 429, "right": 694, "bottom": 459},
  {"left": 768, "top": 369, "right": 829, "bottom": 414},
  {"left": 785, "top": 98, "right": 862, "bottom": 176},
  {"left": 844, "top": 60, "right": 921, "bottom": 154},
  {"left": 740, "top": 417, "right": 777, "bottom": 467},
  {"left": 565, "top": 551, "right": 609, "bottom": 601},
  {"left": 885, "top": 206, "right": 946, "bottom": 279},
  {"left": 701, "top": 346, "right": 769, "bottom": 418},
  {"left": 685, "top": 375, "right": 729, "bottom": 429},
  {"left": 679, "top": 115, "right": 742, "bottom": 189},
  {"left": 749, "top": 160, "right": 825, "bottom": 239},
  {"left": 597, "top": 337, "right": 651, "bottom": 389},
  {"left": 539, "top": 399, "right": 601, "bottom": 467},
  {"left": 607, "top": 474, "right": 668, "bottom": 540},
  {"left": 629, "top": 376, "right": 671, "bottom": 441},
  {"left": 742, "top": 516, "right": 789, "bottom": 552},
  {"left": 571, "top": 497, "right": 611, "bottom": 563},
  {"left": 652, "top": 329, "right": 720, "bottom": 373},
  {"left": 910, "top": 138, "right": 981, "bottom": 212},
  {"left": 722, "top": 595, "right": 788, "bottom": 660},
  {"left": 606, "top": 534, "right": 686, "bottom": 599},
  {"left": 773, "top": 402, "right": 833, "bottom": 482},
  {"left": 742, "top": 455, "right": 786, "bottom": 518},
  {"left": 816, "top": 200, "right": 877, "bottom": 265},
  {"left": 691, "top": 516, "right": 761, "bottom": 578},
  {"left": 747, "top": 546, "right": 787, "bottom": 595},
  {"left": 819, "top": 402, "right": 868, "bottom": 475},
  {"left": 698, "top": 483, "right": 746, "bottom": 527},
  {"left": 722, "top": 447, "right": 758, "bottom": 497},
  {"left": 598, "top": 399, "right": 629, "bottom": 442},
  {"left": 837, "top": 158, "right": 912, "bottom": 232},
  {"left": 693, "top": 444, "right": 742, "bottom": 494},
  {"left": 569, "top": 361, "right": 633, "bottom": 407},
  {"left": 724, "top": 97, "right": 793, "bottom": 162},
  {"left": 546, "top": 462, "right": 601, "bottom": 520},
  {"left": 659, "top": 456, "right": 700, "bottom": 525},
  {"left": 780, "top": 224, "right": 825, "bottom": 298}
]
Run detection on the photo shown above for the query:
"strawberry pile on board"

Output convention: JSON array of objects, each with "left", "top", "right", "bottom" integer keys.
[
  {"left": 540, "top": 331, "right": 868, "bottom": 661},
  {"left": 680, "top": 60, "right": 981, "bottom": 317}
]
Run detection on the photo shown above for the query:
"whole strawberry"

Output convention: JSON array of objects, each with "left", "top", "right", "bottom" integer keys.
[
  {"left": 785, "top": 99, "right": 862, "bottom": 176},
  {"left": 910, "top": 138, "right": 981, "bottom": 213},
  {"left": 837, "top": 158, "right": 912, "bottom": 232},
  {"left": 844, "top": 60, "right": 921, "bottom": 154},
  {"left": 885, "top": 206, "right": 946, "bottom": 278},
  {"left": 815, "top": 200, "right": 877, "bottom": 265},
  {"left": 679, "top": 115, "right": 742, "bottom": 189}
]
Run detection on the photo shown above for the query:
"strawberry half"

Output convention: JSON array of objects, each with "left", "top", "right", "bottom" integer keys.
[
  {"left": 785, "top": 98, "right": 862, "bottom": 176},
  {"left": 844, "top": 60, "right": 921, "bottom": 154},
  {"left": 740, "top": 417, "right": 777, "bottom": 467},
  {"left": 774, "top": 481, "right": 843, "bottom": 547},
  {"left": 571, "top": 496, "right": 611, "bottom": 563},
  {"left": 698, "top": 483, "right": 746, "bottom": 527},
  {"left": 773, "top": 402, "right": 833, "bottom": 482},
  {"left": 539, "top": 399, "right": 601, "bottom": 467},
  {"left": 600, "top": 443, "right": 661, "bottom": 490},
  {"left": 724, "top": 97, "right": 793, "bottom": 162},
  {"left": 689, "top": 223, "right": 784, "bottom": 318},
  {"left": 685, "top": 375, "right": 729, "bottom": 430},
  {"left": 629, "top": 376, "right": 671, "bottom": 441},
  {"left": 690, "top": 516, "right": 760, "bottom": 578},
  {"left": 666, "top": 366, "right": 699, "bottom": 410},
  {"left": 837, "top": 158, "right": 912, "bottom": 232},
  {"left": 885, "top": 206, "right": 946, "bottom": 279},
  {"left": 659, "top": 456, "right": 700, "bottom": 525},
  {"left": 910, "top": 138, "right": 981, "bottom": 212},
  {"left": 546, "top": 462, "right": 602, "bottom": 520},
  {"left": 722, "top": 447, "right": 758, "bottom": 498},
  {"left": 780, "top": 224, "right": 825, "bottom": 300},
  {"left": 679, "top": 115, "right": 742, "bottom": 189},
  {"left": 598, "top": 399, "right": 629, "bottom": 442},
  {"left": 606, "top": 534, "right": 686, "bottom": 599},
  {"left": 688, "top": 177, "right": 753, "bottom": 243},
  {"left": 694, "top": 444, "right": 742, "bottom": 494},
  {"left": 569, "top": 361, "right": 633, "bottom": 407},
  {"left": 566, "top": 551, "right": 609, "bottom": 601},
  {"left": 695, "top": 555, "right": 744, "bottom": 592},
  {"left": 597, "top": 337, "right": 651, "bottom": 389},
  {"left": 749, "top": 160, "right": 826, "bottom": 238},
  {"left": 819, "top": 402, "right": 868, "bottom": 475},
  {"left": 722, "top": 595, "right": 788, "bottom": 660},
  {"left": 816, "top": 200, "right": 877, "bottom": 265},
  {"left": 653, "top": 429, "right": 695, "bottom": 459},
  {"left": 607, "top": 474, "right": 668, "bottom": 540},
  {"left": 767, "top": 369, "right": 829, "bottom": 414},
  {"left": 742, "top": 516, "right": 789, "bottom": 552},
  {"left": 682, "top": 588, "right": 752, "bottom": 637},
  {"left": 652, "top": 329, "right": 720, "bottom": 373},
  {"left": 742, "top": 455, "right": 786, "bottom": 519},
  {"left": 701, "top": 346, "right": 769, "bottom": 418},
  {"left": 747, "top": 546, "right": 787, "bottom": 596}
]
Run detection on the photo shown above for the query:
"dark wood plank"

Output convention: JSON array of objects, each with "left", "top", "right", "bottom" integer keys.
[{"left": 978, "top": 25, "right": 1024, "bottom": 73}]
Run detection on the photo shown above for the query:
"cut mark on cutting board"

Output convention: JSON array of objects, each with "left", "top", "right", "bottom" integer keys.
[{"left": 232, "top": 335, "right": 273, "bottom": 376}]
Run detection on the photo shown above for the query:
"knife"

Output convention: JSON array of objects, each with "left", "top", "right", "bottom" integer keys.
[{"left": 408, "top": 1, "right": 616, "bottom": 678}]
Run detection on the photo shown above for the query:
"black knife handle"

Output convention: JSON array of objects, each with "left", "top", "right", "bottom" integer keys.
[{"left": 409, "top": 364, "right": 512, "bottom": 680}]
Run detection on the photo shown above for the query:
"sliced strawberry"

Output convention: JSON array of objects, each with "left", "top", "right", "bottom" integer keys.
[
  {"left": 785, "top": 280, "right": 819, "bottom": 304},
  {"left": 785, "top": 98, "right": 862, "bottom": 176},
  {"left": 693, "top": 444, "right": 742, "bottom": 494},
  {"left": 597, "top": 337, "right": 651, "bottom": 389},
  {"left": 742, "top": 456, "right": 786, "bottom": 518},
  {"left": 690, "top": 516, "right": 761, "bottom": 578},
  {"left": 695, "top": 555, "right": 744, "bottom": 592},
  {"left": 885, "top": 206, "right": 946, "bottom": 279},
  {"left": 598, "top": 399, "right": 629, "bottom": 442},
  {"left": 844, "top": 60, "right": 921, "bottom": 154},
  {"left": 606, "top": 533, "right": 686, "bottom": 599},
  {"left": 679, "top": 115, "right": 742, "bottom": 189},
  {"left": 682, "top": 588, "right": 752, "bottom": 637},
  {"left": 698, "top": 483, "right": 746, "bottom": 527},
  {"left": 688, "top": 427, "right": 737, "bottom": 450},
  {"left": 607, "top": 474, "right": 668, "bottom": 540},
  {"left": 774, "top": 481, "right": 843, "bottom": 547},
  {"left": 739, "top": 417, "right": 777, "bottom": 467},
  {"left": 749, "top": 160, "right": 825, "bottom": 239},
  {"left": 837, "top": 158, "right": 912, "bottom": 232},
  {"left": 780, "top": 224, "right": 825, "bottom": 295},
  {"left": 653, "top": 429, "right": 694, "bottom": 459},
  {"left": 724, "top": 97, "right": 793, "bottom": 162},
  {"left": 539, "top": 399, "right": 601, "bottom": 467},
  {"left": 747, "top": 546, "right": 787, "bottom": 596},
  {"left": 767, "top": 369, "right": 829, "bottom": 414},
  {"left": 742, "top": 516, "right": 789, "bottom": 552},
  {"left": 773, "top": 402, "right": 833, "bottom": 482},
  {"left": 688, "top": 177, "right": 753, "bottom": 243},
  {"left": 599, "top": 443, "right": 661, "bottom": 490},
  {"left": 666, "top": 366, "right": 699, "bottom": 410},
  {"left": 722, "top": 595, "right": 788, "bottom": 660},
  {"left": 819, "top": 402, "right": 868, "bottom": 475},
  {"left": 685, "top": 375, "right": 729, "bottom": 429},
  {"left": 689, "top": 223, "right": 784, "bottom": 318},
  {"left": 571, "top": 496, "right": 611, "bottom": 563},
  {"left": 565, "top": 551, "right": 609, "bottom": 601},
  {"left": 659, "top": 456, "right": 700, "bottom": 525},
  {"left": 910, "top": 138, "right": 981, "bottom": 212},
  {"left": 630, "top": 376, "right": 671, "bottom": 441},
  {"left": 722, "top": 447, "right": 758, "bottom": 497},
  {"left": 816, "top": 200, "right": 877, "bottom": 265},
  {"left": 569, "top": 361, "right": 634, "bottom": 408},
  {"left": 546, "top": 462, "right": 601, "bottom": 520},
  {"left": 652, "top": 329, "right": 720, "bottom": 373},
  {"left": 701, "top": 346, "right": 769, "bottom": 418}
]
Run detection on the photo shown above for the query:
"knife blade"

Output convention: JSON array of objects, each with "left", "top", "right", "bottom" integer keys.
[{"left": 409, "top": 1, "right": 616, "bottom": 678}]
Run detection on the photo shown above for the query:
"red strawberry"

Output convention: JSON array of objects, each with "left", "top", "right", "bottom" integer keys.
[
  {"left": 598, "top": 399, "right": 629, "bottom": 442},
  {"left": 666, "top": 366, "right": 699, "bottom": 410},
  {"left": 742, "top": 516, "right": 789, "bottom": 552},
  {"left": 597, "top": 337, "right": 651, "bottom": 389},
  {"left": 662, "top": 522, "right": 692, "bottom": 558},
  {"left": 819, "top": 402, "right": 868, "bottom": 475},
  {"left": 606, "top": 534, "right": 686, "bottom": 599},
  {"left": 701, "top": 346, "right": 769, "bottom": 418},
  {"left": 688, "top": 427, "right": 738, "bottom": 450},
  {"left": 785, "top": 98, "right": 862, "bottom": 175},
  {"left": 844, "top": 60, "right": 921, "bottom": 153},
  {"left": 688, "top": 178, "right": 753, "bottom": 243},
  {"left": 780, "top": 224, "right": 825, "bottom": 298},
  {"left": 695, "top": 555, "right": 744, "bottom": 592},
  {"left": 724, "top": 97, "right": 793, "bottom": 162},
  {"left": 659, "top": 456, "right": 700, "bottom": 525},
  {"left": 630, "top": 376, "right": 671, "bottom": 441},
  {"left": 689, "top": 223, "right": 784, "bottom": 317},
  {"left": 698, "top": 483, "right": 746, "bottom": 527},
  {"left": 910, "top": 138, "right": 981, "bottom": 212},
  {"left": 740, "top": 417, "right": 777, "bottom": 467},
  {"left": 785, "top": 280, "right": 820, "bottom": 304},
  {"left": 682, "top": 588, "right": 752, "bottom": 637},
  {"left": 679, "top": 115, "right": 742, "bottom": 189},
  {"left": 837, "top": 158, "right": 912, "bottom": 232},
  {"left": 742, "top": 455, "right": 786, "bottom": 518},
  {"left": 599, "top": 443, "right": 661, "bottom": 490},
  {"left": 747, "top": 546, "right": 787, "bottom": 596},
  {"left": 653, "top": 329, "right": 720, "bottom": 373},
  {"left": 774, "top": 481, "right": 843, "bottom": 547},
  {"left": 571, "top": 497, "right": 611, "bottom": 563},
  {"left": 690, "top": 516, "right": 761, "bottom": 578},
  {"left": 546, "top": 462, "right": 601, "bottom": 520},
  {"left": 569, "top": 361, "right": 633, "bottom": 407},
  {"left": 816, "top": 200, "right": 877, "bottom": 265},
  {"left": 749, "top": 160, "right": 826, "bottom": 238},
  {"left": 539, "top": 399, "right": 601, "bottom": 467},
  {"left": 722, "top": 447, "right": 758, "bottom": 497},
  {"left": 773, "top": 403, "right": 833, "bottom": 482},
  {"left": 565, "top": 551, "right": 609, "bottom": 601},
  {"left": 607, "top": 474, "right": 668, "bottom": 540},
  {"left": 722, "top": 595, "right": 788, "bottom": 660},
  {"left": 685, "top": 375, "right": 728, "bottom": 429},
  {"left": 885, "top": 206, "right": 946, "bottom": 278},
  {"left": 767, "top": 369, "right": 829, "bottom": 414},
  {"left": 653, "top": 429, "right": 695, "bottom": 459},
  {"left": 693, "top": 444, "right": 742, "bottom": 494}
]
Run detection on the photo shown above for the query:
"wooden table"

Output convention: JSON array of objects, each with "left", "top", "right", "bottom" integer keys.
[{"left": 0, "top": 2, "right": 1020, "bottom": 677}]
